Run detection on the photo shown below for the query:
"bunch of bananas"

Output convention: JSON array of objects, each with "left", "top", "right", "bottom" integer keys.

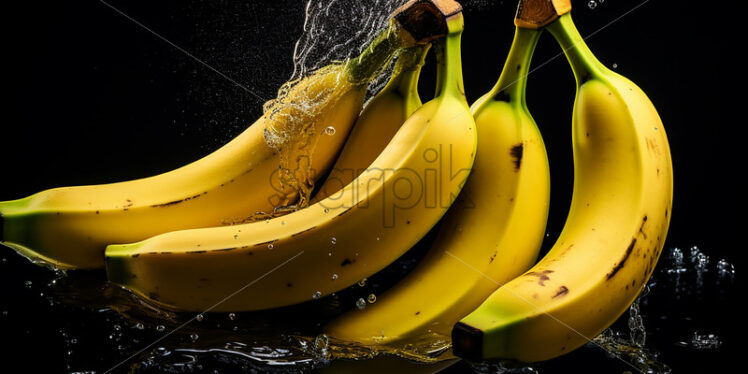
[{"left": 0, "top": 0, "right": 672, "bottom": 365}]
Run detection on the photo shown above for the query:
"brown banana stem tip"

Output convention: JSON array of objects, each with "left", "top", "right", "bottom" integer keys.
[
  {"left": 515, "top": 0, "right": 571, "bottom": 29},
  {"left": 394, "top": 0, "right": 463, "bottom": 44}
]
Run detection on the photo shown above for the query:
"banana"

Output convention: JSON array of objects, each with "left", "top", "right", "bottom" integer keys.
[
  {"left": 0, "top": 5, "right": 430, "bottom": 270},
  {"left": 104, "top": 0, "right": 476, "bottom": 313},
  {"left": 324, "top": 21, "right": 550, "bottom": 349},
  {"left": 311, "top": 44, "right": 429, "bottom": 203},
  {"left": 452, "top": 4, "right": 674, "bottom": 363}
]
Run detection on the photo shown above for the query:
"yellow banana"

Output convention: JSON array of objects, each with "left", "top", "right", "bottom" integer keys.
[
  {"left": 311, "top": 44, "right": 429, "bottom": 203},
  {"left": 0, "top": 7, "right": 429, "bottom": 270},
  {"left": 104, "top": 0, "right": 476, "bottom": 313},
  {"left": 452, "top": 5, "right": 674, "bottom": 363},
  {"left": 325, "top": 22, "right": 550, "bottom": 350}
]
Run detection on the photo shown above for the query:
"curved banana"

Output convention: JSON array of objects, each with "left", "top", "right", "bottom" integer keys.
[
  {"left": 0, "top": 7, "right": 432, "bottom": 270},
  {"left": 311, "top": 44, "right": 429, "bottom": 203},
  {"left": 452, "top": 7, "right": 674, "bottom": 363},
  {"left": 325, "top": 24, "right": 550, "bottom": 349},
  {"left": 104, "top": 0, "right": 476, "bottom": 313}
]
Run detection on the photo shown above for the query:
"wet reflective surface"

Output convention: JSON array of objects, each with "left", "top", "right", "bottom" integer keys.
[{"left": 0, "top": 242, "right": 739, "bottom": 373}]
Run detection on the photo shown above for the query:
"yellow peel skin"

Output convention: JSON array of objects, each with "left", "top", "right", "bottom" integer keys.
[
  {"left": 311, "top": 44, "right": 429, "bottom": 203},
  {"left": 453, "top": 13, "right": 673, "bottom": 363},
  {"left": 103, "top": 13, "right": 476, "bottom": 313},
  {"left": 0, "top": 21, "right": 412, "bottom": 270},
  {"left": 325, "top": 26, "right": 550, "bottom": 350}
]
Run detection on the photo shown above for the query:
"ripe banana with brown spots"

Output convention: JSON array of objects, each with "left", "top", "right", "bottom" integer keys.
[
  {"left": 452, "top": 3, "right": 673, "bottom": 363},
  {"left": 0, "top": 4, "right": 434, "bottom": 270},
  {"left": 324, "top": 22, "right": 550, "bottom": 352},
  {"left": 103, "top": 0, "right": 476, "bottom": 313}
]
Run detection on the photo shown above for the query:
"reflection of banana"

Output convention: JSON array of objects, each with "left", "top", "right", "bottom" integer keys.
[
  {"left": 0, "top": 16, "right": 425, "bottom": 270},
  {"left": 453, "top": 8, "right": 673, "bottom": 363},
  {"left": 325, "top": 23, "right": 549, "bottom": 349},
  {"left": 104, "top": 0, "right": 476, "bottom": 313},
  {"left": 311, "top": 44, "right": 429, "bottom": 203}
]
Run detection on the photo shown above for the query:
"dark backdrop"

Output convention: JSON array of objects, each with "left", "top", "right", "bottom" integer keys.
[{"left": 1, "top": 0, "right": 743, "bottom": 372}]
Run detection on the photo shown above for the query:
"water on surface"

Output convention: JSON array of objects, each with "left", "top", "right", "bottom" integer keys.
[{"left": 1, "top": 241, "right": 737, "bottom": 373}]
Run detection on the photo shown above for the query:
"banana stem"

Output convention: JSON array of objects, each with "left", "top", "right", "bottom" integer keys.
[
  {"left": 390, "top": 45, "right": 429, "bottom": 99},
  {"left": 434, "top": 14, "right": 466, "bottom": 100},
  {"left": 486, "top": 27, "right": 542, "bottom": 107},
  {"left": 545, "top": 13, "right": 605, "bottom": 84},
  {"left": 345, "top": 21, "right": 406, "bottom": 84}
]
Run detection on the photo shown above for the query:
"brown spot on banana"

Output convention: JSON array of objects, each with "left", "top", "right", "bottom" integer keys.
[
  {"left": 552, "top": 286, "right": 568, "bottom": 298},
  {"left": 291, "top": 226, "right": 317, "bottom": 237},
  {"left": 638, "top": 215, "right": 648, "bottom": 239},
  {"left": 510, "top": 143, "right": 524, "bottom": 171},
  {"left": 152, "top": 199, "right": 184, "bottom": 208},
  {"left": 335, "top": 207, "right": 355, "bottom": 218},
  {"left": 607, "top": 238, "right": 636, "bottom": 280},
  {"left": 525, "top": 270, "right": 554, "bottom": 286},
  {"left": 213, "top": 247, "right": 237, "bottom": 252},
  {"left": 254, "top": 240, "right": 278, "bottom": 247}
]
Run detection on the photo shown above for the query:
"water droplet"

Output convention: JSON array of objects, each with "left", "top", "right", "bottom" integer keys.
[
  {"left": 113, "top": 324, "right": 122, "bottom": 331},
  {"left": 190, "top": 333, "right": 199, "bottom": 342},
  {"left": 356, "top": 298, "right": 366, "bottom": 310},
  {"left": 233, "top": 326, "right": 239, "bottom": 331},
  {"left": 588, "top": 0, "right": 598, "bottom": 9},
  {"left": 717, "top": 258, "right": 735, "bottom": 276},
  {"left": 612, "top": 63, "right": 618, "bottom": 69},
  {"left": 155, "top": 347, "right": 169, "bottom": 356},
  {"left": 367, "top": 294, "right": 377, "bottom": 303},
  {"left": 228, "top": 313, "right": 237, "bottom": 321},
  {"left": 234, "top": 234, "right": 239, "bottom": 240},
  {"left": 677, "top": 331, "right": 722, "bottom": 349},
  {"left": 156, "top": 325, "right": 166, "bottom": 332},
  {"left": 1, "top": 311, "right": 7, "bottom": 316},
  {"left": 24, "top": 280, "right": 33, "bottom": 289},
  {"left": 689, "top": 246, "right": 701, "bottom": 262},
  {"left": 134, "top": 322, "right": 144, "bottom": 330},
  {"left": 695, "top": 252, "right": 710, "bottom": 271},
  {"left": 312, "top": 291, "right": 322, "bottom": 299},
  {"left": 358, "top": 278, "right": 367, "bottom": 287},
  {"left": 330, "top": 237, "right": 337, "bottom": 244},
  {"left": 328, "top": 252, "right": 332, "bottom": 257},
  {"left": 70, "top": 338, "right": 78, "bottom": 345},
  {"left": 195, "top": 314, "right": 204, "bottom": 322},
  {"left": 1, "top": 258, "right": 6, "bottom": 263},
  {"left": 324, "top": 208, "right": 329, "bottom": 213},
  {"left": 324, "top": 126, "right": 336, "bottom": 135},
  {"left": 331, "top": 274, "right": 339, "bottom": 280},
  {"left": 281, "top": 221, "right": 286, "bottom": 225},
  {"left": 268, "top": 243, "right": 274, "bottom": 249},
  {"left": 375, "top": 236, "right": 380, "bottom": 241},
  {"left": 314, "top": 334, "right": 329, "bottom": 349}
]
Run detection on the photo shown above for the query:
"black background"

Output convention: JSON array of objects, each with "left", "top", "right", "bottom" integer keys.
[{"left": 1, "top": 0, "right": 744, "bottom": 372}]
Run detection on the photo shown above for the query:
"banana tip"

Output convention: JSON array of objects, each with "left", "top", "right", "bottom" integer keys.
[{"left": 452, "top": 322, "right": 484, "bottom": 361}]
